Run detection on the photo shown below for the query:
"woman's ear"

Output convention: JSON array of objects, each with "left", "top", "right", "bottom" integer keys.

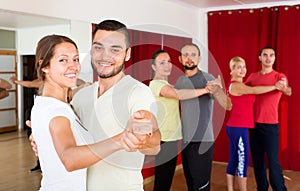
[
  {"left": 151, "top": 64, "right": 156, "bottom": 71},
  {"left": 41, "top": 67, "right": 49, "bottom": 74}
]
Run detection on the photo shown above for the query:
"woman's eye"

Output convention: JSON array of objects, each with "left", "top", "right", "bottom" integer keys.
[{"left": 59, "top": 59, "right": 67, "bottom": 63}]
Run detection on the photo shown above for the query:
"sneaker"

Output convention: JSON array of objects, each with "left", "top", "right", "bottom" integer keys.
[{"left": 29, "top": 164, "right": 41, "bottom": 173}]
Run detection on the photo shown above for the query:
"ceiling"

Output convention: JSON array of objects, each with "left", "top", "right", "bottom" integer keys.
[
  {"left": 177, "top": 0, "right": 297, "bottom": 9},
  {"left": 0, "top": 0, "right": 298, "bottom": 30}
]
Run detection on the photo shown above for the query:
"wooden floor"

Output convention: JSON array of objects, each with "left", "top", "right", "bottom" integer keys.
[{"left": 1, "top": 130, "right": 299, "bottom": 191}]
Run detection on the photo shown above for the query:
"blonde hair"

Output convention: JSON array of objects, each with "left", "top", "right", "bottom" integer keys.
[{"left": 229, "top": 56, "right": 245, "bottom": 71}]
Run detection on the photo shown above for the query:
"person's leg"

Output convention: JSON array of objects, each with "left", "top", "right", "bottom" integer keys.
[
  {"left": 226, "top": 126, "right": 238, "bottom": 191},
  {"left": 237, "top": 177, "right": 247, "bottom": 191},
  {"left": 186, "top": 142, "right": 214, "bottom": 191},
  {"left": 29, "top": 159, "right": 41, "bottom": 172},
  {"left": 181, "top": 142, "right": 194, "bottom": 191},
  {"left": 249, "top": 123, "right": 269, "bottom": 191},
  {"left": 264, "top": 124, "right": 287, "bottom": 191},
  {"left": 226, "top": 174, "right": 235, "bottom": 191},
  {"left": 236, "top": 128, "right": 249, "bottom": 191},
  {"left": 153, "top": 141, "right": 179, "bottom": 191}
]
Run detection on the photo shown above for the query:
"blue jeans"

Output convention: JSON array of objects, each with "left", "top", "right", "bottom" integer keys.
[{"left": 249, "top": 123, "right": 287, "bottom": 191}]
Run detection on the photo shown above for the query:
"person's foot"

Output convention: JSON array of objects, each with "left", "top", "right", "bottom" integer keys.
[{"left": 29, "top": 164, "right": 41, "bottom": 172}]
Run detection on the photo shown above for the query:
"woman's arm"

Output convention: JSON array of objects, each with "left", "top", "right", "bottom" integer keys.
[
  {"left": 160, "top": 84, "right": 209, "bottom": 100},
  {"left": 230, "top": 82, "right": 276, "bottom": 96},
  {"left": 49, "top": 116, "right": 143, "bottom": 172}
]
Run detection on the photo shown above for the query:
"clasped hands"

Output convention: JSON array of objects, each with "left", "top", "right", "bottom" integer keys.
[
  {"left": 119, "top": 110, "right": 155, "bottom": 152},
  {"left": 205, "top": 75, "right": 223, "bottom": 94},
  {"left": 275, "top": 78, "right": 288, "bottom": 91}
]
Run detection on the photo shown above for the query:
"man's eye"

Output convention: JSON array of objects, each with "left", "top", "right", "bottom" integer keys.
[
  {"left": 94, "top": 46, "right": 102, "bottom": 50},
  {"left": 112, "top": 48, "right": 121, "bottom": 53}
]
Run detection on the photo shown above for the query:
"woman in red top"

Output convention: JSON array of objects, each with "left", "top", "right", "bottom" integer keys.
[{"left": 226, "top": 56, "right": 278, "bottom": 191}]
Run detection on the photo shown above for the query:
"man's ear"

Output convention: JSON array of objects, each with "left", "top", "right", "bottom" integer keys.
[
  {"left": 125, "top": 48, "right": 131, "bottom": 61},
  {"left": 178, "top": 55, "right": 182, "bottom": 63},
  {"left": 198, "top": 56, "right": 202, "bottom": 64}
]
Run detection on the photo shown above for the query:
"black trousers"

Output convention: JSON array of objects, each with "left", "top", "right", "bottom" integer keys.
[
  {"left": 182, "top": 141, "right": 214, "bottom": 191},
  {"left": 249, "top": 123, "right": 287, "bottom": 191},
  {"left": 153, "top": 140, "right": 179, "bottom": 191}
]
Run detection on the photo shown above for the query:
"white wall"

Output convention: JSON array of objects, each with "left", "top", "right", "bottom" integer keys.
[
  {"left": 0, "top": 0, "right": 200, "bottom": 38},
  {"left": 2, "top": 0, "right": 201, "bottom": 82}
]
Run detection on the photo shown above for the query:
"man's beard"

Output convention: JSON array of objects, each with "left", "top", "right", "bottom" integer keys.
[
  {"left": 92, "top": 60, "right": 125, "bottom": 79},
  {"left": 184, "top": 65, "right": 197, "bottom": 70}
]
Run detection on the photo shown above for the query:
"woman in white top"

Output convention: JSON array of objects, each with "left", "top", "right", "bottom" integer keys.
[{"left": 31, "top": 34, "right": 147, "bottom": 191}]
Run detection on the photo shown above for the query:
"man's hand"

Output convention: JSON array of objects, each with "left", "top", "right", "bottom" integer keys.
[
  {"left": 10, "top": 75, "right": 17, "bottom": 84},
  {"left": 275, "top": 78, "right": 292, "bottom": 96},
  {"left": 26, "top": 120, "right": 38, "bottom": 157}
]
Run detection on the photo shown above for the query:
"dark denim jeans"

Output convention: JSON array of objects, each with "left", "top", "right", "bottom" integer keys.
[{"left": 249, "top": 123, "right": 287, "bottom": 191}]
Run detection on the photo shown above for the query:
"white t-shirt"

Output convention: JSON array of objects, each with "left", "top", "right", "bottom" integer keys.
[
  {"left": 31, "top": 96, "right": 94, "bottom": 191},
  {"left": 71, "top": 75, "right": 157, "bottom": 191}
]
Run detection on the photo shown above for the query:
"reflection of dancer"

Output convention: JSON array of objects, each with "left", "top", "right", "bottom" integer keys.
[
  {"left": 0, "top": 77, "right": 12, "bottom": 99},
  {"left": 149, "top": 50, "right": 210, "bottom": 191},
  {"left": 175, "top": 43, "right": 231, "bottom": 191},
  {"left": 225, "top": 56, "right": 278, "bottom": 191},
  {"left": 10, "top": 75, "right": 90, "bottom": 101},
  {"left": 10, "top": 75, "right": 42, "bottom": 172},
  {"left": 246, "top": 46, "right": 291, "bottom": 191}
]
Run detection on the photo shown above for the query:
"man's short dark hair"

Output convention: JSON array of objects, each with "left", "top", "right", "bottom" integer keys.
[
  {"left": 259, "top": 46, "right": 276, "bottom": 56},
  {"left": 93, "top": 19, "right": 130, "bottom": 48},
  {"left": 179, "top": 43, "right": 201, "bottom": 56}
]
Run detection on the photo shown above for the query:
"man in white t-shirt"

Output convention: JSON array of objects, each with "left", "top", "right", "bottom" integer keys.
[{"left": 71, "top": 20, "right": 160, "bottom": 191}]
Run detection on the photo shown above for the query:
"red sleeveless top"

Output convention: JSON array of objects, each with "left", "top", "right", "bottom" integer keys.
[{"left": 226, "top": 81, "right": 256, "bottom": 128}]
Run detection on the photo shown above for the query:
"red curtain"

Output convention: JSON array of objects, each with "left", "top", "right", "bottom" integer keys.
[
  {"left": 126, "top": 29, "right": 162, "bottom": 85},
  {"left": 208, "top": 5, "right": 300, "bottom": 171}
]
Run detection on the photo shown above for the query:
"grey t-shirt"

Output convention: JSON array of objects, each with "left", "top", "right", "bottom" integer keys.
[{"left": 175, "top": 70, "right": 215, "bottom": 142}]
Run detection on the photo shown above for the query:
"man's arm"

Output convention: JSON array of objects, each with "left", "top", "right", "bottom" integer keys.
[
  {"left": 10, "top": 75, "right": 42, "bottom": 88},
  {"left": 0, "top": 88, "right": 9, "bottom": 99},
  {"left": 206, "top": 76, "right": 232, "bottom": 111},
  {"left": 0, "top": 78, "right": 12, "bottom": 89},
  {"left": 210, "top": 85, "right": 232, "bottom": 111}
]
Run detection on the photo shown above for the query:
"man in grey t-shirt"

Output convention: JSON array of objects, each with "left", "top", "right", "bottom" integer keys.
[{"left": 175, "top": 43, "right": 231, "bottom": 191}]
